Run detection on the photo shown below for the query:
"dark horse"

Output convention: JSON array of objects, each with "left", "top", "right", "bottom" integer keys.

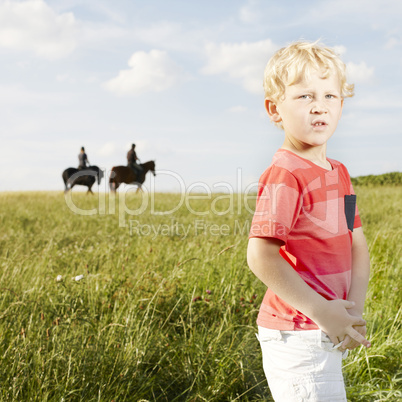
[
  {"left": 62, "top": 166, "right": 104, "bottom": 194},
  {"left": 109, "top": 161, "right": 156, "bottom": 192}
]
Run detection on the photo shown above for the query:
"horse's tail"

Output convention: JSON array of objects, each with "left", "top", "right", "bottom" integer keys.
[
  {"left": 109, "top": 167, "right": 116, "bottom": 192},
  {"left": 62, "top": 170, "right": 70, "bottom": 192}
]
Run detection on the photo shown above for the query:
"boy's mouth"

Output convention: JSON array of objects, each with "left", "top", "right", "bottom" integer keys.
[{"left": 312, "top": 120, "right": 327, "bottom": 127}]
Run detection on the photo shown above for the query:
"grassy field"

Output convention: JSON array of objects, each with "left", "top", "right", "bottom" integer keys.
[{"left": 0, "top": 187, "right": 400, "bottom": 401}]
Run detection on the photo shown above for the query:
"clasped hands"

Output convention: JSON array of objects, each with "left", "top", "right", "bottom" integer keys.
[{"left": 314, "top": 299, "right": 371, "bottom": 352}]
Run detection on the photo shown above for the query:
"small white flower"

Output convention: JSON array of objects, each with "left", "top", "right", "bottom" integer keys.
[
  {"left": 73, "top": 275, "right": 84, "bottom": 282},
  {"left": 56, "top": 275, "right": 63, "bottom": 282}
]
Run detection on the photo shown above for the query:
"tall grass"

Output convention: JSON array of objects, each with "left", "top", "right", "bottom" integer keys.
[
  {"left": 343, "top": 187, "right": 402, "bottom": 401},
  {"left": 0, "top": 187, "right": 400, "bottom": 401}
]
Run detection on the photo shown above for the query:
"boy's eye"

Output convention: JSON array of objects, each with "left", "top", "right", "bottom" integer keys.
[
  {"left": 299, "top": 95, "right": 311, "bottom": 99},
  {"left": 326, "top": 94, "right": 335, "bottom": 99}
]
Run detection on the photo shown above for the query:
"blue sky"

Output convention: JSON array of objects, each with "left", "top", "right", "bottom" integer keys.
[{"left": 1, "top": 0, "right": 401, "bottom": 192}]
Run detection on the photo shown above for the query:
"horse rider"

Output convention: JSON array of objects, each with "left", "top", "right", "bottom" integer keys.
[
  {"left": 78, "top": 147, "right": 90, "bottom": 170},
  {"left": 127, "top": 144, "right": 143, "bottom": 175}
]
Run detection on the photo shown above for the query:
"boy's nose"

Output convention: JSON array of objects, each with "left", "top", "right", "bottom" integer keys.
[{"left": 311, "top": 102, "right": 328, "bottom": 114}]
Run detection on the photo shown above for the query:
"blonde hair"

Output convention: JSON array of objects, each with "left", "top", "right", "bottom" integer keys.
[{"left": 263, "top": 40, "right": 354, "bottom": 103}]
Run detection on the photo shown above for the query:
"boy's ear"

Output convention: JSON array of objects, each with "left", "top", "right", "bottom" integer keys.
[
  {"left": 265, "top": 98, "right": 282, "bottom": 123},
  {"left": 339, "top": 98, "right": 344, "bottom": 120}
]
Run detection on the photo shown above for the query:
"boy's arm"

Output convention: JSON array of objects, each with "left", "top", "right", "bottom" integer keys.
[
  {"left": 341, "top": 227, "right": 370, "bottom": 350},
  {"left": 247, "top": 237, "right": 371, "bottom": 348}
]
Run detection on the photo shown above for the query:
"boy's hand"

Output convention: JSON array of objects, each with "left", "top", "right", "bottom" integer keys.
[
  {"left": 339, "top": 309, "right": 367, "bottom": 351},
  {"left": 340, "top": 323, "right": 367, "bottom": 351},
  {"left": 314, "top": 299, "right": 371, "bottom": 349}
]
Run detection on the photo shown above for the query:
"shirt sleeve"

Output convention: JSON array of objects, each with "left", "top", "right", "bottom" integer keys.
[{"left": 249, "top": 165, "right": 302, "bottom": 242}]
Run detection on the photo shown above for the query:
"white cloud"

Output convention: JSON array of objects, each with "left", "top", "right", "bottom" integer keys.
[
  {"left": 94, "top": 140, "right": 154, "bottom": 162},
  {"left": 133, "top": 21, "right": 214, "bottom": 54},
  {"left": 0, "top": 83, "right": 66, "bottom": 106},
  {"left": 333, "top": 45, "right": 346, "bottom": 56},
  {"left": 382, "top": 161, "right": 401, "bottom": 172},
  {"left": 227, "top": 105, "right": 248, "bottom": 113},
  {"left": 239, "top": 0, "right": 260, "bottom": 24},
  {"left": 98, "top": 142, "right": 117, "bottom": 157},
  {"left": 0, "top": 0, "right": 76, "bottom": 59},
  {"left": 308, "top": 0, "right": 402, "bottom": 23},
  {"left": 201, "top": 39, "right": 278, "bottom": 94},
  {"left": 135, "top": 21, "right": 182, "bottom": 48},
  {"left": 347, "top": 89, "right": 402, "bottom": 110},
  {"left": 385, "top": 36, "right": 400, "bottom": 50},
  {"left": 56, "top": 73, "right": 75, "bottom": 83},
  {"left": 103, "top": 49, "right": 187, "bottom": 96},
  {"left": 346, "top": 61, "right": 374, "bottom": 83}
]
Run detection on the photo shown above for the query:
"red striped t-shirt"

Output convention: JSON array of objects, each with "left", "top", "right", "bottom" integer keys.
[{"left": 249, "top": 149, "right": 361, "bottom": 330}]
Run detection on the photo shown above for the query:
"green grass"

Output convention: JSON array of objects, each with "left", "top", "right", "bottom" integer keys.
[
  {"left": 351, "top": 171, "right": 402, "bottom": 187},
  {"left": 0, "top": 187, "right": 400, "bottom": 401}
]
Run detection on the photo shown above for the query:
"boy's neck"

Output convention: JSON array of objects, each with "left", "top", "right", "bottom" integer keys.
[{"left": 281, "top": 142, "right": 332, "bottom": 170}]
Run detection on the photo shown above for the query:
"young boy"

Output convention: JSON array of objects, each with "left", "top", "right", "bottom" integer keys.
[{"left": 247, "top": 41, "right": 371, "bottom": 401}]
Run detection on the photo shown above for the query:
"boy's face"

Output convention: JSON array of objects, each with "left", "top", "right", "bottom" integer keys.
[{"left": 267, "top": 70, "right": 344, "bottom": 150}]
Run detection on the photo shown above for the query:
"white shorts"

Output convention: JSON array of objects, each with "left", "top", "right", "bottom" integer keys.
[{"left": 257, "top": 327, "right": 348, "bottom": 402}]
